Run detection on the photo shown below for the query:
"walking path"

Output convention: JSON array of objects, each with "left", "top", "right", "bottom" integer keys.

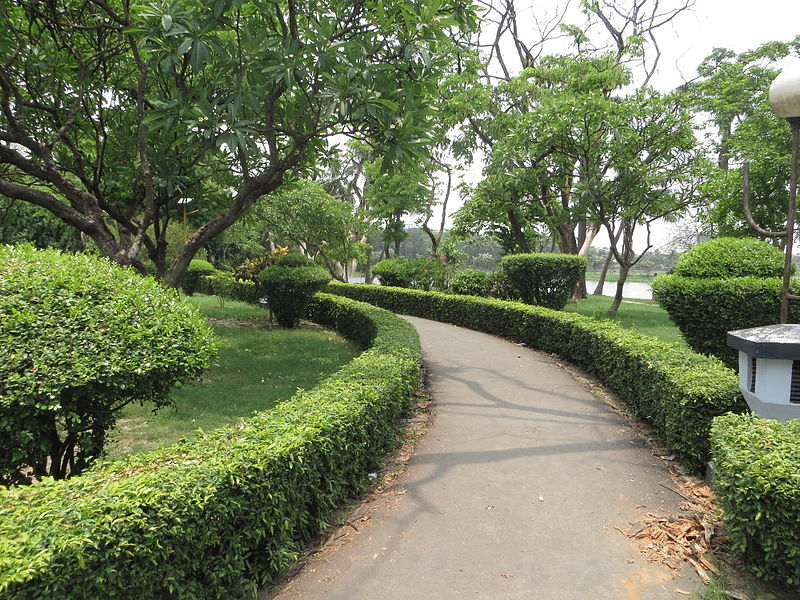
[{"left": 268, "top": 316, "right": 700, "bottom": 599}]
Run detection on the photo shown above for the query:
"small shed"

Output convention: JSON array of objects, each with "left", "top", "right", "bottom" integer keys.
[{"left": 727, "top": 324, "right": 800, "bottom": 421}]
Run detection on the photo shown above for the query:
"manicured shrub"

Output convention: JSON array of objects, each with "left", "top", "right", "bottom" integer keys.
[
  {"left": 181, "top": 259, "right": 216, "bottom": 295},
  {"left": 259, "top": 266, "right": 332, "bottom": 327},
  {"left": 652, "top": 276, "right": 800, "bottom": 367},
  {"left": 448, "top": 269, "right": 493, "bottom": 297},
  {"left": 0, "top": 293, "right": 421, "bottom": 599},
  {"left": 711, "top": 413, "right": 800, "bottom": 585},
  {"left": 371, "top": 256, "right": 448, "bottom": 291},
  {"left": 275, "top": 252, "right": 314, "bottom": 267},
  {"left": 0, "top": 245, "right": 215, "bottom": 485},
  {"left": 673, "top": 237, "right": 786, "bottom": 279},
  {"left": 199, "top": 271, "right": 262, "bottom": 304},
  {"left": 499, "top": 253, "right": 586, "bottom": 310},
  {"left": 326, "top": 282, "right": 745, "bottom": 473}
]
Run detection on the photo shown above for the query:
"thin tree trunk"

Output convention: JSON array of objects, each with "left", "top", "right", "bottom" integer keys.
[
  {"left": 607, "top": 264, "right": 630, "bottom": 316},
  {"left": 592, "top": 247, "right": 615, "bottom": 295}
]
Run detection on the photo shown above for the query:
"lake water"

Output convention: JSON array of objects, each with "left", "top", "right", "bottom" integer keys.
[
  {"left": 586, "top": 280, "right": 652, "bottom": 300},
  {"left": 348, "top": 276, "right": 653, "bottom": 300}
]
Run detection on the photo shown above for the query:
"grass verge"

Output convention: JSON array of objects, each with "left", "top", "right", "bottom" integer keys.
[
  {"left": 564, "top": 294, "right": 685, "bottom": 345},
  {"left": 105, "top": 295, "right": 358, "bottom": 459}
]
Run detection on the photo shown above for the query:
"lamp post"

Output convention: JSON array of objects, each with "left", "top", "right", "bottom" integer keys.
[{"left": 768, "top": 64, "right": 800, "bottom": 323}]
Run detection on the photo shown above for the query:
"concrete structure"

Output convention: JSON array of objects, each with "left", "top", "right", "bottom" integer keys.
[{"left": 727, "top": 324, "right": 800, "bottom": 421}]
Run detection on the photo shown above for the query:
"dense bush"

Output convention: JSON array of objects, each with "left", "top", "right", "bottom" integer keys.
[
  {"left": 198, "top": 270, "right": 262, "bottom": 304},
  {"left": 371, "top": 256, "right": 448, "bottom": 291},
  {"left": 275, "top": 252, "right": 315, "bottom": 267},
  {"left": 180, "top": 259, "right": 216, "bottom": 295},
  {"left": 711, "top": 414, "right": 800, "bottom": 586},
  {"left": 259, "top": 265, "right": 332, "bottom": 327},
  {"left": 235, "top": 247, "right": 288, "bottom": 281},
  {"left": 673, "top": 237, "right": 786, "bottom": 279},
  {"left": 0, "top": 245, "right": 215, "bottom": 485},
  {"left": 0, "top": 293, "right": 421, "bottom": 599},
  {"left": 326, "top": 282, "right": 745, "bottom": 473},
  {"left": 499, "top": 253, "right": 586, "bottom": 309},
  {"left": 448, "top": 269, "right": 493, "bottom": 296},
  {"left": 652, "top": 276, "right": 800, "bottom": 367}
]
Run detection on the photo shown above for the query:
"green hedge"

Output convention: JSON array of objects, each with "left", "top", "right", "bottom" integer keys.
[
  {"left": 325, "top": 282, "right": 745, "bottom": 472},
  {"left": 181, "top": 259, "right": 217, "bottom": 296},
  {"left": 0, "top": 245, "right": 215, "bottom": 485},
  {"left": 651, "top": 276, "right": 800, "bottom": 367},
  {"left": 259, "top": 265, "right": 332, "bottom": 327},
  {"left": 499, "top": 253, "right": 586, "bottom": 310},
  {"left": 711, "top": 414, "right": 800, "bottom": 586},
  {"left": 371, "top": 256, "right": 448, "bottom": 291},
  {"left": 448, "top": 269, "right": 493, "bottom": 296},
  {"left": 0, "top": 293, "right": 421, "bottom": 599},
  {"left": 672, "top": 237, "right": 786, "bottom": 279},
  {"left": 197, "top": 271, "right": 262, "bottom": 304}
]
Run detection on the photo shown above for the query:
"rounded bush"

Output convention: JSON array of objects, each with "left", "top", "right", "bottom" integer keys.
[
  {"left": 499, "top": 253, "right": 586, "bottom": 310},
  {"left": 371, "top": 257, "right": 447, "bottom": 291},
  {"left": 181, "top": 259, "right": 216, "bottom": 296},
  {"left": 0, "top": 245, "right": 215, "bottom": 484},
  {"left": 673, "top": 237, "right": 787, "bottom": 279},
  {"left": 652, "top": 275, "right": 800, "bottom": 367},
  {"left": 275, "top": 252, "right": 314, "bottom": 268},
  {"left": 259, "top": 265, "right": 332, "bottom": 327},
  {"left": 449, "top": 269, "right": 493, "bottom": 297}
]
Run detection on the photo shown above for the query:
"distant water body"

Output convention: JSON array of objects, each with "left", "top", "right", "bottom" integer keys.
[{"left": 349, "top": 276, "right": 653, "bottom": 300}]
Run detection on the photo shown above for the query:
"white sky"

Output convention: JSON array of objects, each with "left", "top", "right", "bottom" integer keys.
[{"left": 431, "top": 0, "right": 800, "bottom": 252}]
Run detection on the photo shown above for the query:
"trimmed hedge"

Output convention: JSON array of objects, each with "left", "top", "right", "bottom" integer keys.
[
  {"left": 652, "top": 276, "right": 800, "bottom": 367},
  {"left": 259, "top": 265, "right": 332, "bottom": 327},
  {"left": 326, "top": 282, "right": 745, "bottom": 472},
  {"left": 371, "top": 256, "right": 448, "bottom": 291},
  {"left": 711, "top": 414, "right": 800, "bottom": 585},
  {"left": 197, "top": 271, "right": 262, "bottom": 304},
  {"left": 181, "top": 259, "right": 216, "bottom": 296},
  {"left": 0, "top": 293, "right": 421, "bottom": 599},
  {"left": 0, "top": 245, "right": 215, "bottom": 484},
  {"left": 448, "top": 269, "right": 493, "bottom": 297},
  {"left": 499, "top": 253, "right": 586, "bottom": 309},
  {"left": 673, "top": 237, "right": 786, "bottom": 279},
  {"left": 275, "top": 252, "right": 315, "bottom": 267}
]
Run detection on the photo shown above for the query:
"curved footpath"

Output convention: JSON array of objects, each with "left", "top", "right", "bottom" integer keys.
[{"left": 267, "top": 316, "right": 700, "bottom": 600}]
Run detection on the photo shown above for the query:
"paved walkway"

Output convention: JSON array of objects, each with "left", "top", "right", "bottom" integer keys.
[{"left": 268, "top": 316, "right": 700, "bottom": 600}]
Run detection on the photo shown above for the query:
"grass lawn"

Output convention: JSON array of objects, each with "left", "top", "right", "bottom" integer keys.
[
  {"left": 563, "top": 294, "right": 685, "bottom": 345},
  {"left": 105, "top": 295, "right": 359, "bottom": 459}
]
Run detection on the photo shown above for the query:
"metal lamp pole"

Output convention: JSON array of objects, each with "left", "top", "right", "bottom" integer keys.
[{"left": 768, "top": 65, "right": 800, "bottom": 324}]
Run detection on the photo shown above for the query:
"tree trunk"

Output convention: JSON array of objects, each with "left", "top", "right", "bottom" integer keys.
[
  {"left": 507, "top": 209, "right": 531, "bottom": 253},
  {"left": 607, "top": 265, "right": 630, "bottom": 316},
  {"left": 592, "top": 247, "right": 615, "bottom": 295}
]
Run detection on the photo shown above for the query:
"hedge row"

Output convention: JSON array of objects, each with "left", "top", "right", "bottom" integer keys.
[
  {"left": 196, "top": 270, "right": 262, "bottom": 304},
  {"left": 711, "top": 414, "right": 800, "bottom": 585},
  {"left": 0, "top": 293, "right": 421, "bottom": 599},
  {"left": 499, "top": 253, "right": 586, "bottom": 310},
  {"left": 325, "top": 282, "right": 745, "bottom": 472}
]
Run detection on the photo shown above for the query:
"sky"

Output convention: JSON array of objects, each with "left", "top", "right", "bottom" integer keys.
[{"left": 434, "top": 0, "right": 800, "bottom": 252}]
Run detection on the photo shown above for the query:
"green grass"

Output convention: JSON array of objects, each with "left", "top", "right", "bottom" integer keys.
[
  {"left": 105, "top": 295, "right": 359, "bottom": 459},
  {"left": 563, "top": 294, "right": 685, "bottom": 345}
]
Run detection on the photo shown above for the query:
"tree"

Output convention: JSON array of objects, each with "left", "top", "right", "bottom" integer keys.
[
  {"left": 235, "top": 179, "right": 372, "bottom": 281},
  {"left": 688, "top": 39, "right": 800, "bottom": 238},
  {"left": 0, "top": 0, "right": 476, "bottom": 286}
]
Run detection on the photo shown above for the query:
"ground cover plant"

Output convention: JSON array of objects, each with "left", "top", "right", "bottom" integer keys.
[
  {"left": 0, "top": 293, "right": 421, "bottom": 599},
  {"left": 106, "top": 296, "right": 358, "bottom": 459},
  {"left": 0, "top": 245, "right": 215, "bottom": 485}
]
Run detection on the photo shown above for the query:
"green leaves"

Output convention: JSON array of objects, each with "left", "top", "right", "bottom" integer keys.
[
  {"left": 0, "top": 291, "right": 421, "bottom": 599},
  {"left": 0, "top": 245, "right": 216, "bottom": 484},
  {"left": 711, "top": 414, "right": 800, "bottom": 585}
]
